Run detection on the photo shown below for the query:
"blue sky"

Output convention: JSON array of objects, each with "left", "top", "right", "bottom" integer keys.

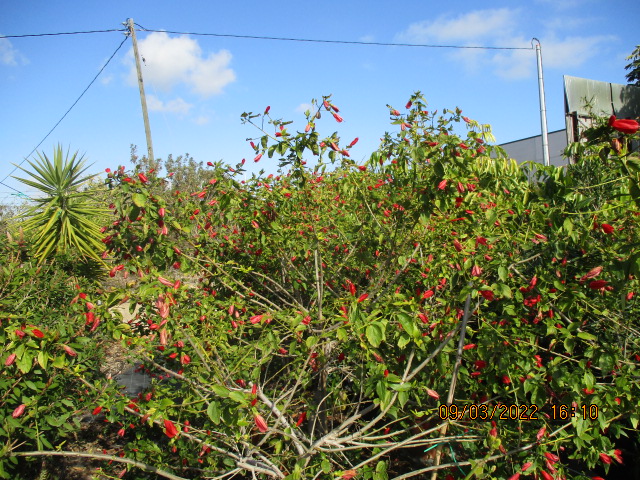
[{"left": 1, "top": 0, "right": 638, "bottom": 204}]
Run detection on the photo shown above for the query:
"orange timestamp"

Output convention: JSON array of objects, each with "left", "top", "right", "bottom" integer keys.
[{"left": 438, "top": 403, "right": 539, "bottom": 421}]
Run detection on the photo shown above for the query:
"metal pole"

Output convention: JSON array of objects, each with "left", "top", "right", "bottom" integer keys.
[
  {"left": 127, "top": 18, "right": 154, "bottom": 162},
  {"left": 533, "top": 38, "right": 550, "bottom": 166}
]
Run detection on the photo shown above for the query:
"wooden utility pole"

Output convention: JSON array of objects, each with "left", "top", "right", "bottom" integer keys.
[{"left": 127, "top": 18, "right": 154, "bottom": 162}]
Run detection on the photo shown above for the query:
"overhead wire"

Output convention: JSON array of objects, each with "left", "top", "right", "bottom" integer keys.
[
  {"left": 0, "top": 29, "right": 126, "bottom": 39},
  {"left": 0, "top": 33, "right": 131, "bottom": 191},
  {"left": 134, "top": 24, "right": 534, "bottom": 51}
]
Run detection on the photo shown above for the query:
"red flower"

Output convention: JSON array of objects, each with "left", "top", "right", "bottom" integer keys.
[
  {"left": 264, "top": 106, "right": 270, "bottom": 114},
  {"left": 250, "top": 315, "right": 263, "bottom": 324},
  {"left": 599, "top": 453, "right": 612, "bottom": 464},
  {"left": 589, "top": 280, "right": 608, "bottom": 289},
  {"left": 5, "top": 353, "right": 16, "bottom": 366},
  {"left": 544, "top": 452, "right": 559, "bottom": 464},
  {"left": 63, "top": 345, "right": 77, "bottom": 357},
  {"left": 608, "top": 115, "right": 639, "bottom": 134},
  {"left": 426, "top": 388, "right": 439, "bottom": 399},
  {"left": 138, "top": 173, "right": 148, "bottom": 183},
  {"left": 474, "top": 360, "right": 487, "bottom": 369},
  {"left": 349, "top": 137, "right": 359, "bottom": 147},
  {"left": 521, "top": 461, "right": 533, "bottom": 472},
  {"left": 31, "top": 328, "right": 44, "bottom": 338},
  {"left": 358, "top": 165, "right": 367, "bottom": 172},
  {"left": 164, "top": 419, "right": 179, "bottom": 438},
  {"left": 540, "top": 470, "right": 553, "bottom": 480},
  {"left": 158, "top": 276, "right": 175, "bottom": 288},
  {"left": 479, "top": 290, "right": 494, "bottom": 301},
  {"left": 181, "top": 354, "right": 191, "bottom": 365},
  {"left": 462, "top": 343, "right": 476, "bottom": 350},
  {"left": 254, "top": 414, "right": 268, "bottom": 433},
  {"left": 15, "top": 329, "right": 25, "bottom": 339},
  {"left": 357, "top": 293, "right": 369, "bottom": 303},
  {"left": 295, "top": 411, "right": 306, "bottom": 427},
  {"left": 437, "top": 179, "right": 447, "bottom": 190},
  {"left": 92, "top": 406, "right": 103, "bottom": 415},
  {"left": 579, "top": 266, "right": 602, "bottom": 283},
  {"left": 507, "top": 474, "right": 521, "bottom": 480},
  {"left": 613, "top": 448, "right": 623, "bottom": 464},
  {"left": 453, "top": 239, "right": 463, "bottom": 252},
  {"left": 117, "top": 427, "right": 126, "bottom": 437},
  {"left": 502, "top": 375, "right": 511, "bottom": 384},
  {"left": 471, "top": 265, "right": 483, "bottom": 277},
  {"left": 332, "top": 112, "right": 343, "bottom": 123},
  {"left": 254, "top": 153, "right": 263, "bottom": 163},
  {"left": 12, "top": 404, "right": 26, "bottom": 418},
  {"left": 601, "top": 223, "right": 614, "bottom": 234}
]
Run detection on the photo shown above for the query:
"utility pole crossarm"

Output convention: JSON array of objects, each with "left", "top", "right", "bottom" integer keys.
[{"left": 127, "top": 18, "right": 154, "bottom": 162}]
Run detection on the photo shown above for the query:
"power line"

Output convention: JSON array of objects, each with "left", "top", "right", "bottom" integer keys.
[
  {"left": 134, "top": 24, "right": 533, "bottom": 51},
  {"left": 1, "top": 29, "right": 126, "bottom": 39},
  {"left": 0, "top": 34, "right": 130, "bottom": 187}
]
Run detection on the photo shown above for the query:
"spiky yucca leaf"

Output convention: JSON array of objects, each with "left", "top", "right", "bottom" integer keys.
[{"left": 12, "top": 145, "right": 108, "bottom": 264}]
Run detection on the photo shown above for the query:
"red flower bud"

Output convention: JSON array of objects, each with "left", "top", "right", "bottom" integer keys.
[
  {"left": 254, "top": 414, "right": 268, "bottom": 433},
  {"left": 5, "top": 353, "right": 16, "bottom": 366},
  {"left": 12, "top": 404, "right": 26, "bottom": 418},
  {"left": 599, "top": 453, "right": 612, "bottom": 464},
  {"left": 138, "top": 173, "right": 148, "bottom": 183},
  {"left": 63, "top": 345, "right": 77, "bottom": 356},
  {"left": 296, "top": 411, "right": 306, "bottom": 427}
]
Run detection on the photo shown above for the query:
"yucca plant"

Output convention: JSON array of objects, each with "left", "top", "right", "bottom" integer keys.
[{"left": 12, "top": 145, "right": 108, "bottom": 265}]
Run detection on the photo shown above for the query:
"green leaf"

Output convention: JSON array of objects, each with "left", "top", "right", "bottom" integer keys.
[
  {"left": 212, "top": 385, "right": 230, "bottom": 398},
  {"left": 577, "top": 332, "right": 597, "bottom": 341},
  {"left": 630, "top": 412, "right": 639, "bottom": 429},
  {"left": 132, "top": 193, "right": 146, "bottom": 207},
  {"left": 397, "top": 313, "right": 417, "bottom": 338},
  {"left": 398, "top": 335, "right": 411, "bottom": 349},
  {"left": 229, "top": 391, "right": 247, "bottom": 404},
  {"left": 498, "top": 266, "right": 508, "bottom": 282},
  {"left": 37, "top": 350, "right": 48, "bottom": 369},
  {"left": 366, "top": 323, "right": 384, "bottom": 348},
  {"left": 207, "top": 402, "right": 221, "bottom": 425}
]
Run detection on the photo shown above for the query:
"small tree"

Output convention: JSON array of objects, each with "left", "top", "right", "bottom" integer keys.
[
  {"left": 12, "top": 145, "right": 108, "bottom": 264},
  {"left": 625, "top": 44, "right": 640, "bottom": 86}
]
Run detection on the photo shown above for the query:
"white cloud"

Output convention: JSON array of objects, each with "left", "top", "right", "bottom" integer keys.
[
  {"left": 396, "top": 9, "right": 614, "bottom": 80},
  {"left": 147, "top": 95, "right": 193, "bottom": 115},
  {"left": 359, "top": 34, "right": 375, "bottom": 43},
  {"left": 296, "top": 103, "right": 313, "bottom": 113},
  {"left": 0, "top": 37, "right": 28, "bottom": 66},
  {"left": 126, "top": 32, "right": 235, "bottom": 97},
  {"left": 541, "top": 35, "right": 616, "bottom": 69},
  {"left": 100, "top": 74, "right": 114, "bottom": 85},
  {"left": 398, "top": 8, "right": 518, "bottom": 44},
  {"left": 193, "top": 115, "right": 210, "bottom": 125}
]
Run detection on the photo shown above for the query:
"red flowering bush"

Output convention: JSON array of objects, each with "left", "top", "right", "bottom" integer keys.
[{"left": 2, "top": 94, "right": 639, "bottom": 480}]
